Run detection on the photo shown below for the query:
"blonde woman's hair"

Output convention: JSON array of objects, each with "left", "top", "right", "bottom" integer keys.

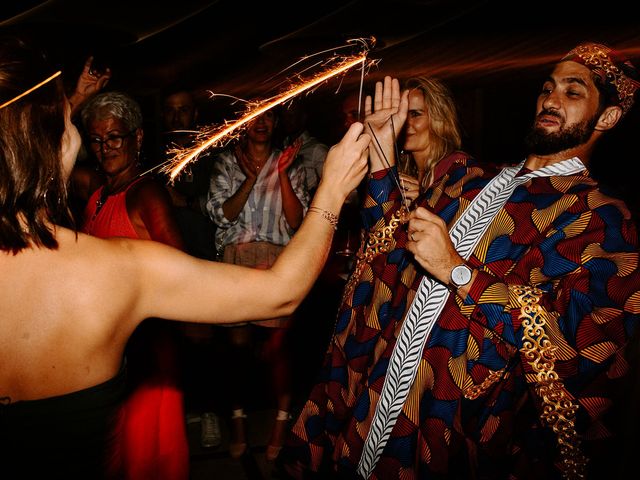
[{"left": 404, "top": 77, "right": 462, "bottom": 182}]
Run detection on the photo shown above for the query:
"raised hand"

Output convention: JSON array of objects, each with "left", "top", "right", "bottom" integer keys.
[
  {"left": 69, "top": 56, "right": 112, "bottom": 116},
  {"left": 235, "top": 144, "right": 258, "bottom": 181},
  {"left": 363, "top": 76, "right": 408, "bottom": 172},
  {"left": 278, "top": 137, "right": 303, "bottom": 174}
]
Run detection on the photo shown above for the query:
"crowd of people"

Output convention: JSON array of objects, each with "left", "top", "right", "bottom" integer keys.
[{"left": 1, "top": 30, "right": 640, "bottom": 480}]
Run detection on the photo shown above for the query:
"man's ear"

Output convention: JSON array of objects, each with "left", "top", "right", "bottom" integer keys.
[{"left": 595, "top": 105, "right": 623, "bottom": 131}]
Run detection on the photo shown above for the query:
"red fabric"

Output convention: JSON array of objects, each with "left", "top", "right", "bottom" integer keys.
[
  {"left": 82, "top": 181, "right": 141, "bottom": 239},
  {"left": 81, "top": 179, "right": 189, "bottom": 480}
]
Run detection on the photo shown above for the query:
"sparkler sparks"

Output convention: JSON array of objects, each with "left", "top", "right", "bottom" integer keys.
[{"left": 161, "top": 43, "right": 376, "bottom": 182}]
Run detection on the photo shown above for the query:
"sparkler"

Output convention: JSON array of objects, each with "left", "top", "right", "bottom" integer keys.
[{"left": 162, "top": 42, "right": 376, "bottom": 182}]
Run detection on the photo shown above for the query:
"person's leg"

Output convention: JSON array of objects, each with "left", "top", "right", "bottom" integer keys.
[
  {"left": 261, "top": 325, "right": 294, "bottom": 462},
  {"left": 226, "top": 324, "right": 253, "bottom": 458}
]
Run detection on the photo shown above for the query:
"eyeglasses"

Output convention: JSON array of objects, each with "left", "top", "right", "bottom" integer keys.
[{"left": 89, "top": 130, "right": 135, "bottom": 151}]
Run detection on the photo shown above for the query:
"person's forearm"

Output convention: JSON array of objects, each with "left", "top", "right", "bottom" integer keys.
[
  {"left": 268, "top": 180, "right": 346, "bottom": 310},
  {"left": 68, "top": 91, "right": 89, "bottom": 118},
  {"left": 221, "top": 178, "right": 255, "bottom": 221},
  {"left": 368, "top": 135, "right": 396, "bottom": 173}
]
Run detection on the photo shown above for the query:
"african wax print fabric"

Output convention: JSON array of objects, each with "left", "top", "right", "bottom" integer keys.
[{"left": 282, "top": 153, "right": 640, "bottom": 479}]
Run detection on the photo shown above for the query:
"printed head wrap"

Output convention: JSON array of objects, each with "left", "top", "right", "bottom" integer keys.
[{"left": 562, "top": 42, "right": 639, "bottom": 115}]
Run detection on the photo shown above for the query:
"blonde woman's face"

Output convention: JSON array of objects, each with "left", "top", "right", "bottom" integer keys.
[
  {"left": 403, "top": 89, "right": 431, "bottom": 153},
  {"left": 61, "top": 100, "right": 82, "bottom": 179}
]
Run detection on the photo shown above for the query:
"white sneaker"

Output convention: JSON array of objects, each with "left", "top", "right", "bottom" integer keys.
[{"left": 200, "top": 412, "right": 222, "bottom": 448}]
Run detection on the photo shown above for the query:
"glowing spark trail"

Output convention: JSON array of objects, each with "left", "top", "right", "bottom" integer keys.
[{"left": 163, "top": 52, "right": 373, "bottom": 181}]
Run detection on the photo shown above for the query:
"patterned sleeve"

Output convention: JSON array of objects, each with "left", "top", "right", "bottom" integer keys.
[{"left": 361, "top": 166, "right": 404, "bottom": 231}]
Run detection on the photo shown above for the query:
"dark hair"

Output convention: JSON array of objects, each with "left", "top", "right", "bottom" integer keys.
[{"left": 0, "top": 35, "right": 73, "bottom": 253}]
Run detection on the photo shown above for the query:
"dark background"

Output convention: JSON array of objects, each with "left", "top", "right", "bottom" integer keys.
[{"left": 2, "top": 0, "right": 639, "bottom": 213}]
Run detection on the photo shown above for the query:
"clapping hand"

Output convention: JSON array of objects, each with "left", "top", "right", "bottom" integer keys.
[
  {"left": 235, "top": 144, "right": 259, "bottom": 180},
  {"left": 278, "top": 137, "right": 303, "bottom": 174}
]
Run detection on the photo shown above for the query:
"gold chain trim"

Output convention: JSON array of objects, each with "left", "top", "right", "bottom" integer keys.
[
  {"left": 463, "top": 367, "right": 508, "bottom": 400},
  {"left": 343, "top": 207, "right": 408, "bottom": 299},
  {"left": 511, "top": 284, "right": 587, "bottom": 479}
]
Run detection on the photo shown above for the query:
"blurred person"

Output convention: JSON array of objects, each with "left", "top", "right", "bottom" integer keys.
[
  {"left": 160, "top": 88, "right": 217, "bottom": 259},
  {"left": 206, "top": 108, "right": 309, "bottom": 462},
  {"left": 283, "top": 43, "right": 640, "bottom": 479},
  {"left": 340, "top": 88, "right": 365, "bottom": 135},
  {"left": 0, "top": 33, "right": 369, "bottom": 479},
  {"left": 279, "top": 97, "right": 329, "bottom": 197},
  {"left": 160, "top": 87, "right": 222, "bottom": 450},
  {"left": 80, "top": 91, "right": 189, "bottom": 479}
]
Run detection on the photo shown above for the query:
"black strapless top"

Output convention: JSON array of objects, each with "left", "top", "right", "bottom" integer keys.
[{"left": 0, "top": 365, "right": 127, "bottom": 479}]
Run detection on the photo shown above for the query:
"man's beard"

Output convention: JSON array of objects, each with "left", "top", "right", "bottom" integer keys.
[{"left": 524, "top": 110, "right": 599, "bottom": 155}]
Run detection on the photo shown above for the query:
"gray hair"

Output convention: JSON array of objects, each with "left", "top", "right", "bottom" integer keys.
[{"left": 80, "top": 91, "right": 143, "bottom": 131}]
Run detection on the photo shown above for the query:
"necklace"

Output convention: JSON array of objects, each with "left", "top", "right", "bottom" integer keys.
[
  {"left": 246, "top": 150, "right": 269, "bottom": 173},
  {"left": 94, "top": 175, "right": 144, "bottom": 217}
]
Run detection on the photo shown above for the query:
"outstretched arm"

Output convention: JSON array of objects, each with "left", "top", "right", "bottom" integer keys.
[{"left": 129, "top": 122, "right": 370, "bottom": 325}]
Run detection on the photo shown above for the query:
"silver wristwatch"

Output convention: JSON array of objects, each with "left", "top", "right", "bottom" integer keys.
[{"left": 450, "top": 264, "right": 473, "bottom": 289}]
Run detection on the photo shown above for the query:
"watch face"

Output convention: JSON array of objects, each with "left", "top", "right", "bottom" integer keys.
[{"left": 451, "top": 264, "right": 472, "bottom": 287}]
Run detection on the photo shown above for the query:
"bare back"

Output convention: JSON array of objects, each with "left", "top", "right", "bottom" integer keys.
[
  {"left": 0, "top": 221, "right": 324, "bottom": 402},
  {"left": 0, "top": 227, "right": 141, "bottom": 402}
]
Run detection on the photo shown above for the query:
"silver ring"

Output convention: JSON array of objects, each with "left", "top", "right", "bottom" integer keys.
[{"left": 410, "top": 232, "right": 416, "bottom": 241}]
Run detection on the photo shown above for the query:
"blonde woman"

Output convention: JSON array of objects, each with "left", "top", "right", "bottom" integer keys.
[{"left": 398, "top": 76, "right": 467, "bottom": 204}]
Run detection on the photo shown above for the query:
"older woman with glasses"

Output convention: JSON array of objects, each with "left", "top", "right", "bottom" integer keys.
[{"left": 80, "top": 91, "right": 190, "bottom": 479}]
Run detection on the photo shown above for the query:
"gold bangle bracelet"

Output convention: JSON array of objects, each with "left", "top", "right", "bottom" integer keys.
[{"left": 308, "top": 206, "right": 338, "bottom": 230}]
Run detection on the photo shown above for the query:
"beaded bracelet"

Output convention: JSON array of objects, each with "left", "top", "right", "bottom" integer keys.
[{"left": 308, "top": 206, "right": 339, "bottom": 230}]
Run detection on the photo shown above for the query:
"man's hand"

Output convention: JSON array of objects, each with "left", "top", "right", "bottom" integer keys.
[{"left": 405, "top": 206, "right": 464, "bottom": 285}]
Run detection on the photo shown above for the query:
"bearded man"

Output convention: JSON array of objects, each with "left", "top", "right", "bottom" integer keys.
[{"left": 282, "top": 42, "right": 640, "bottom": 480}]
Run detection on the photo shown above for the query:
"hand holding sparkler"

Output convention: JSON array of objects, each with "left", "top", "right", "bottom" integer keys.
[
  {"left": 315, "top": 122, "right": 370, "bottom": 208},
  {"left": 364, "top": 76, "right": 408, "bottom": 174}
]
